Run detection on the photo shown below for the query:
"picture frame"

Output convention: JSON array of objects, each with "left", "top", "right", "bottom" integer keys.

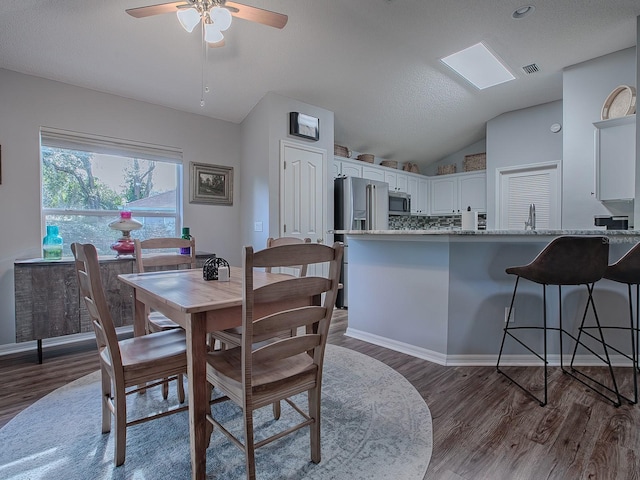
[
  {"left": 289, "top": 112, "right": 319, "bottom": 141},
  {"left": 189, "top": 162, "right": 233, "bottom": 205}
]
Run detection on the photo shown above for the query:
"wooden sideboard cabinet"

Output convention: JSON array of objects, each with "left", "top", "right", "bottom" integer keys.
[{"left": 15, "top": 252, "right": 212, "bottom": 362}]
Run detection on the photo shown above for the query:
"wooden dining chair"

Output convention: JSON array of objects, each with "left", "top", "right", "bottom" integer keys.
[
  {"left": 71, "top": 242, "right": 188, "bottom": 467},
  {"left": 211, "top": 236, "right": 312, "bottom": 349},
  {"left": 204, "top": 241, "right": 343, "bottom": 480},
  {"left": 134, "top": 237, "right": 196, "bottom": 333}
]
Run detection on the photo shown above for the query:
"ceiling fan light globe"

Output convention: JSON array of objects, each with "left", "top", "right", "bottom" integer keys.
[
  {"left": 204, "top": 24, "right": 224, "bottom": 43},
  {"left": 210, "top": 6, "right": 232, "bottom": 32},
  {"left": 177, "top": 8, "right": 201, "bottom": 33}
]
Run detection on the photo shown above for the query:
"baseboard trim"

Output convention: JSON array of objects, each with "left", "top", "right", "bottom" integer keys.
[
  {"left": 344, "top": 328, "right": 635, "bottom": 367},
  {"left": 0, "top": 326, "right": 133, "bottom": 358},
  {"left": 345, "top": 327, "right": 448, "bottom": 365}
]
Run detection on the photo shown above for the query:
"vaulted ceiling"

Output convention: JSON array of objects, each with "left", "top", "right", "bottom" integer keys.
[{"left": 0, "top": 0, "right": 638, "bottom": 166}]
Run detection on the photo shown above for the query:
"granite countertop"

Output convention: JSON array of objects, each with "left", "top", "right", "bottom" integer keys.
[{"left": 332, "top": 229, "right": 640, "bottom": 236}]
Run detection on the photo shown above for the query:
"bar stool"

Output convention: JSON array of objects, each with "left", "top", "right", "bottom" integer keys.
[
  {"left": 573, "top": 241, "right": 640, "bottom": 404},
  {"left": 496, "top": 235, "right": 621, "bottom": 406}
]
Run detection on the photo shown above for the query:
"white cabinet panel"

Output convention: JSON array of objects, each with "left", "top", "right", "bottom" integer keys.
[
  {"left": 431, "top": 172, "right": 486, "bottom": 215},
  {"left": 396, "top": 173, "right": 409, "bottom": 193},
  {"left": 458, "top": 173, "right": 486, "bottom": 212},
  {"left": 362, "top": 165, "right": 385, "bottom": 182},
  {"left": 417, "top": 178, "right": 429, "bottom": 215},
  {"left": 385, "top": 171, "right": 398, "bottom": 191},
  {"left": 594, "top": 115, "right": 636, "bottom": 201},
  {"left": 334, "top": 157, "right": 363, "bottom": 178},
  {"left": 407, "top": 176, "right": 419, "bottom": 214},
  {"left": 430, "top": 177, "right": 457, "bottom": 214}
]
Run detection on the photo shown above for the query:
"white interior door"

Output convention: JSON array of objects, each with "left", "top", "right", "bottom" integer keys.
[{"left": 280, "top": 140, "right": 326, "bottom": 276}]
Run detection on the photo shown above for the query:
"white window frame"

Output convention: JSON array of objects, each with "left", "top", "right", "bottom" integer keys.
[{"left": 40, "top": 127, "right": 183, "bottom": 250}]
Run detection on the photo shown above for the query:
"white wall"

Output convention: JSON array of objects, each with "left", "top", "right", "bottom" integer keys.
[
  {"left": 240, "top": 92, "right": 335, "bottom": 247},
  {"left": 562, "top": 47, "right": 636, "bottom": 229},
  {"left": 485, "top": 100, "right": 564, "bottom": 230},
  {"left": 0, "top": 68, "right": 242, "bottom": 346}
]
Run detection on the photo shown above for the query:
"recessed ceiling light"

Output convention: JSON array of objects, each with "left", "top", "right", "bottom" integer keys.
[
  {"left": 440, "top": 42, "right": 515, "bottom": 90},
  {"left": 512, "top": 5, "right": 535, "bottom": 19}
]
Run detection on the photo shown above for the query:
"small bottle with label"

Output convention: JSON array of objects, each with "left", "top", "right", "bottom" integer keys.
[
  {"left": 180, "top": 227, "right": 191, "bottom": 255},
  {"left": 43, "top": 225, "right": 63, "bottom": 260}
]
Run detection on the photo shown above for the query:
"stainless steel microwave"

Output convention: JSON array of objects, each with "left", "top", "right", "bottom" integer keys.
[{"left": 389, "top": 191, "right": 411, "bottom": 215}]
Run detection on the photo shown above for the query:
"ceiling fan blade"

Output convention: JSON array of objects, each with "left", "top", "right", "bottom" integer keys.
[
  {"left": 225, "top": 1, "right": 288, "bottom": 29},
  {"left": 126, "top": 1, "right": 190, "bottom": 18}
]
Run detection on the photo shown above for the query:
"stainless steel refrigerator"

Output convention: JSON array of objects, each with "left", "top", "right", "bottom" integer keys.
[{"left": 334, "top": 176, "right": 389, "bottom": 307}]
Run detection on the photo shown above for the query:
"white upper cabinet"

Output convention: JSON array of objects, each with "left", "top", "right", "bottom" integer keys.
[
  {"left": 594, "top": 115, "right": 636, "bottom": 202},
  {"left": 431, "top": 171, "right": 486, "bottom": 214},
  {"left": 334, "top": 157, "right": 363, "bottom": 178},
  {"left": 333, "top": 156, "right": 486, "bottom": 216},
  {"left": 362, "top": 165, "right": 385, "bottom": 182},
  {"left": 458, "top": 172, "right": 487, "bottom": 212}
]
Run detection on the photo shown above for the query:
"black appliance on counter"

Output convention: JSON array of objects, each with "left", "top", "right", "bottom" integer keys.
[{"left": 594, "top": 215, "right": 629, "bottom": 230}]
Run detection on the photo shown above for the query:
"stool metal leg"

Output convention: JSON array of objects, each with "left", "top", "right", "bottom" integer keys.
[
  {"left": 497, "top": 277, "right": 548, "bottom": 407},
  {"left": 627, "top": 284, "right": 637, "bottom": 403},
  {"left": 568, "top": 283, "right": 622, "bottom": 407}
]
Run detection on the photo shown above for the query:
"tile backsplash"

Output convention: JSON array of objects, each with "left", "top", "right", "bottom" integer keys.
[{"left": 389, "top": 214, "right": 487, "bottom": 230}]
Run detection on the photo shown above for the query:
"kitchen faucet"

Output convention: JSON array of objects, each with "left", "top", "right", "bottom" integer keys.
[{"left": 524, "top": 203, "right": 536, "bottom": 230}]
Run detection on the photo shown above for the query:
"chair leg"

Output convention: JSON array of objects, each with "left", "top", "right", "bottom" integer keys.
[
  {"left": 243, "top": 409, "right": 257, "bottom": 480},
  {"left": 272, "top": 401, "right": 281, "bottom": 420},
  {"left": 101, "top": 368, "right": 112, "bottom": 434},
  {"left": 627, "top": 285, "right": 637, "bottom": 404},
  {"left": 309, "top": 387, "right": 321, "bottom": 463},
  {"left": 162, "top": 379, "right": 169, "bottom": 399},
  {"left": 177, "top": 374, "right": 186, "bottom": 403},
  {"left": 114, "top": 382, "right": 127, "bottom": 466}
]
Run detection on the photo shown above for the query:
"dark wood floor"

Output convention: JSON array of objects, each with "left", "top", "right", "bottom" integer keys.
[{"left": 2, "top": 309, "right": 639, "bottom": 479}]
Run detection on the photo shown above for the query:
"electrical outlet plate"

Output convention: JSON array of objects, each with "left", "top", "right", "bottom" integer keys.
[
  {"left": 504, "top": 307, "right": 515, "bottom": 323},
  {"left": 254, "top": 221, "right": 263, "bottom": 232}
]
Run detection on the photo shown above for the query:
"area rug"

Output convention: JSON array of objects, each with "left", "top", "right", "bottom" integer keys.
[{"left": 0, "top": 345, "right": 432, "bottom": 480}]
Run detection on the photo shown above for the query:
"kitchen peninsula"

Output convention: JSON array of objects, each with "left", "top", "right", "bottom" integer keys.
[{"left": 337, "top": 229, "right": 640, "bottom": 366}]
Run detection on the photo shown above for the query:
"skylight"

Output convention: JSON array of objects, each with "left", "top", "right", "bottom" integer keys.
[{"left": 440, "top": 42, "right": 515, "bottom": 90}]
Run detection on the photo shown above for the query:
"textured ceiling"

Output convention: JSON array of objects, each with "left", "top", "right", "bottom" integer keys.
[{"left": 0, "top": 0, "right": 638, "bottom": 166}]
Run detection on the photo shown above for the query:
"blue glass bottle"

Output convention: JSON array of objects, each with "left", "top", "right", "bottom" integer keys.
[{"left": 43, "top": 225, "right": 63, "bottom": 260}]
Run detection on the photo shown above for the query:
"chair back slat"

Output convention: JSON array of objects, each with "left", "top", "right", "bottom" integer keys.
[
  {"left": 265, "top": 237, "right": 312, "bottom": 276},
  {"left": 71, "top": 243, "right": 123, "bottom": 372},
  {"left": 252, "top": 306, "right": 327, "bottom": 338},
  {"left": 134, "top": 237, "right": 196, "bottom": 273},
  {"left": 253, "top": 334, "right": 322, "bottom": 364},
  {"left": 254, "top": 277, "right": 331, "bottom": 304}
]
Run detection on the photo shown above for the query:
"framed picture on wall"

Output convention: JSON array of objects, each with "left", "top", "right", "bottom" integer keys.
[
  {"left": 189, "top": 162, "right": 233, "bottom": 205},
  {"left": 289, "top": 112, "right": 320, "bottom": 141}
]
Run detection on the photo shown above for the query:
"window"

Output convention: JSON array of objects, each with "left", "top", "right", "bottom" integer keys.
[{"left": 40, "top": 128, "right": 182, "bottom": 256}]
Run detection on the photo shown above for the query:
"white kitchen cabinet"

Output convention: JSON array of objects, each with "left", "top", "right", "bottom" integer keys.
[
  {"left": 417, "top": 178, "right": 429, "bottom": 215},
  {"left": 396, "top": 173, "right": 409, "bottom": 193},
  {"left": 407, "top": 176, "right": 419, "bottom": 214},
  {"left": 431, "top": 171, "right": 486, "bottom": 215},
  {"left": 334, "top": 156, "right": 363, "bottom": 178},
  {"left": 385, "top": 171, "right": 398, "bottom": 191},
  {"left": 458, "top": 172, "right": 486, "bottom": 212},
  {"left": 362, "top": 165, "right": 385, "bottom": 182},
  {"left": 594, "top": 115, "right": 636, "bottom": 201}
]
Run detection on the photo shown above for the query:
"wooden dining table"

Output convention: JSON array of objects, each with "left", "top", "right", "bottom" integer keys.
[{"left": 118, "top": 266, "right": 301, "bottom": 480}]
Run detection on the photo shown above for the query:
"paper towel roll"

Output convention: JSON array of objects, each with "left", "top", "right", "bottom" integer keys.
[{"left": 461, "top": 211, "right": 478, "bottom": 230}]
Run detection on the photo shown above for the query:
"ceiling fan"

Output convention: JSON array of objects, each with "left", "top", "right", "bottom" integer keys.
[{"left": 126, "top": 0, "right": 288, "bottom": 45}]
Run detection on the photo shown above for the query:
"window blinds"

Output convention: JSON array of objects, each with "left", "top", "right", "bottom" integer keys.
[{"left": 40, "top": 127, "right": 183, "bottom": 163}]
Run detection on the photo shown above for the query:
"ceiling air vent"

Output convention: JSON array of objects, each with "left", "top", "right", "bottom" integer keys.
[{"left": 522, "top": 63, "right": 539, "bottom": 74}]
